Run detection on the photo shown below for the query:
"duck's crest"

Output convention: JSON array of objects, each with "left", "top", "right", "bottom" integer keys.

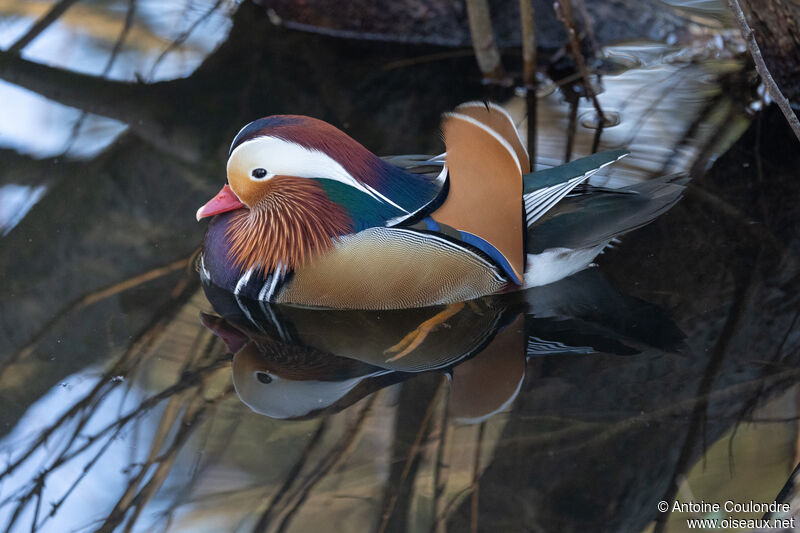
[{"left": 229, "top": 115, "right": 440, "bottom": 215}]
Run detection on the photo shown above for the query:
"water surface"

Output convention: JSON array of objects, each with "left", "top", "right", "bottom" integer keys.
[{"left": 1, "top": 1, "right": 799, "bottom": 532}]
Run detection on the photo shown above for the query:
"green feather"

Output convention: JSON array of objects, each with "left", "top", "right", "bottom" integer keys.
[
  {"left": 312, "top": 178, "right": 404, "bottom": 231},
  {"left": 523, "top": 149, "right": 628, "bottom": 194}
]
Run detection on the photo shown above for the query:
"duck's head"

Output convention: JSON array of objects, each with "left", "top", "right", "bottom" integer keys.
[
  {"left": 196, "top": 115, "right": 397, "bottom": 274},
  {"left": 199, "top": 115, "right": 400, "bottom": 215}
]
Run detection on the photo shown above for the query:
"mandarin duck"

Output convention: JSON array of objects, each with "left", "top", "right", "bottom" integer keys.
[{"left": 196, "top": 102, "right": 686, "bottom": 310}]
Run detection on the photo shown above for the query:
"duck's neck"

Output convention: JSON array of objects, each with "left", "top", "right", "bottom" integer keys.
[
  {"left": 224, "top": 176, "right": 352, "bottom": 275},
  {"left": 356, "top": 156, "right": 441, "bottom": 215}
]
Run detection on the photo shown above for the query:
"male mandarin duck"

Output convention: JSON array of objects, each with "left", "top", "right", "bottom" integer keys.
[{"left": 196, "top": 102, "right": 686, "bottom": 310}]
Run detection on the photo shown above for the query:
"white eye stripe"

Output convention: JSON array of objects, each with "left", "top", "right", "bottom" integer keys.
[{"left": 230, "top": 136, "right": 409, "bottom": 213}]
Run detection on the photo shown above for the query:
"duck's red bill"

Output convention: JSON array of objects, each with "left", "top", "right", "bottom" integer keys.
[
  {"left": 196, "top": 184, "right": 246, "bottom": 221},
  {"left": 200, "top": 313, "right": 249, "bottom": 354}
]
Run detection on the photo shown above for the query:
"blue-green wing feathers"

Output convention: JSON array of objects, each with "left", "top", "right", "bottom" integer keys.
[{"left": 523, "top": 149, "right": 628, "bottom": 194}]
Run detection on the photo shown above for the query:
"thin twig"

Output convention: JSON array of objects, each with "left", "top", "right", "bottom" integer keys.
[
  {"left": 1, "top": 254, "right": 194, "bottom": 376},
  {"left": 725, "top": 0, "right": 800, "bottom": 143},
  {"left": 39, "top": 424, "right": 126, "bottom": 530},
  {"left": 65, "top": 0, "right": 137, "bottom": 153},
  {"left": 44, "top": 357, "right": 229, "bottom": 477},
  {"left": 7, "top": 0, "right": 80, "bottom": 54},
  {"left": 97, "top": 389, "right": 229, "bottom": 533},
  {"left": 564, "top": 98, "right": 578, "bottom": 162},
  {"left": 273, "top": 396, "right": 377, "bottom": 533},
  {"left": 431, "top": 390, "right": 452, "bottom": 533},
  {"left": 3, "top": 475, "right": 43, "bottom": 533},
  {"left": 469, "top": 423, "right": 485, "bottom": 533},
  {"left": 29, "top": 484, "right": 42, "bottom": 533},
  {"left": 378, "top": 379, "right": 445, "bottom": 533},
  {"left": 250, "top": 418, "right": 329, "bottom": 532},
  {"left": 574, "top": 0, "right": 599, "bottom": 59},
  {"left": 0, "top": 317, "right": 171, "bottom": 483},
  {"left": 554, "top": 1, "right": 606, "bottom": 124},
  {"left": 431, "top": 486, "right": 475, "bottom": 528},
  {"left": 147, "top": 0, "right": 225, "bottom": 80},
  {"left": 0, "top": 357, "right": 229, "bottom": 527},
  {"left": 590, "top": 120, "right": 604, "bottom": 154},
  {"left": 519, "top": 0, "right": 537, "bottom": 169}
]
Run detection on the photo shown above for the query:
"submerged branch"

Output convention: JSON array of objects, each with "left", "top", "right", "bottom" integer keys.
[
  {"left": 469, "top": 423, "right": 485, "bottom": 533},
  {"left": 97, "top": 388, "right": 232, "bottom": 533},
  {"left": 378, "top": 379, "right": 445, "bottom": 533},
  {"left": 250, "top": 418, "right": 329, "bottom": 532},
  {"left": 431, "top": 391, "right": 452, "bottom": 533},
  {"left": 2, "top": 254, "right": 194, "bottom": 376},
  {"left": 273, "top": 395, "right": 377, "bottom": 533},
  {"left": 574, "top": 0, "right": 599, "bottom": 56},
  {"left": 653, "top": 245, "right": 763, "bottom": 532}
]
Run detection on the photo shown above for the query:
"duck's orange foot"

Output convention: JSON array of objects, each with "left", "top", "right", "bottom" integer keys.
[{"left": 384, "top": 302, "right": 465, "bottom": 361}]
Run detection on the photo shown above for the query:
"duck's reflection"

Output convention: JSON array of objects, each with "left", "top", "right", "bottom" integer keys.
[{"left": 201, "top": 269, "right": 684, "bottom": 421}]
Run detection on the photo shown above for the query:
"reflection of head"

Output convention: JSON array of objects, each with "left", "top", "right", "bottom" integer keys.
[{"left": 231, "top": 342, "right": 387, "bottom": 419}]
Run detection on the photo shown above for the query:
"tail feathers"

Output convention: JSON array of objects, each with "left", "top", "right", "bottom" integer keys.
[
  {"left": 620, "top": 174, "right": 689, "bottom": 195},
  {"left": 523, "top": 150, "right": 630, "bottom": 228},
  {"left": 524, "top": 173, "right": 591, "bottom": 228},
  {"left": 526, "top": 174, "right": 687, "bottom": 254}
]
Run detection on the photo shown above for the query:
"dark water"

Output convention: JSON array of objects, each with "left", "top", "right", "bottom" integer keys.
[{"left": 1, "top": 1, "right": 800, "bottom": 532}]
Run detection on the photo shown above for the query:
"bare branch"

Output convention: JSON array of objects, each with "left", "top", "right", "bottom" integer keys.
[
  {"left": 725, "top": 0, "right": 800, "bottom": 144},
  {"left": 147, "top": 0, "right": 225, "bottom": 80},
  {"left": 0, "top": 53, "right": 203, "bottom": 162},
  {"left": 96, "top": 389, "right": 231, "bottom": 533},
  {"left": 519, "top": 0, "right": 537, "bottom": 88},
  {"left": 519, "top": 0, "right": 537, "bottom": 169},
  {"left": 464, "top": 0, "right": 507, "bottom": 84},
  {"left": 554, "top": 1, "right": 606, "bottom": 126},
  {"left": 0, "top": 52, "right": 146, "bottom": 124},
  {"left": 65, "top": 0, "right": 137, "bottom": 152},
  {"left": 7, "top": 0, "right": 80, "bottom": 55},
  {"left": 574, "top": 0, "right": 599, "bottom": 58},
  {"left": 564, "top": 97, "right": 578, "bottom": 162}
]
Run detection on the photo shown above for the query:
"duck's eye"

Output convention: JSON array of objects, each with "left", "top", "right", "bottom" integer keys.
[{"left": 251, "top": 168, "right": 268, "bottom": 179}]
